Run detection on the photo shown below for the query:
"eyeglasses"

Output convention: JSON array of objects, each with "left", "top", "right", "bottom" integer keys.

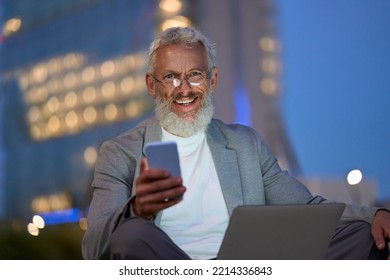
[{"left": 152, "top": 70, "right": 209, "bottom": 89}]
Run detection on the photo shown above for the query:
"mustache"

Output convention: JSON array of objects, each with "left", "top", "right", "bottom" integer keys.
[{"left": 170, "top": 92, "right": 200, "bottom": 102}]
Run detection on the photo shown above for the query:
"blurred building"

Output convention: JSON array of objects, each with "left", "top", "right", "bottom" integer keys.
[
  {"left": 1, "top": 0, "right": 296, "bottom": 224},
  {"left": 1, "top": 0, "right": 156, "bottom": 223},
  {"left": 0, "top": 0, "right": 301, "bottom": 258},
  {"left": 0, "top": 0, "right": 157, "bottom": 259}
]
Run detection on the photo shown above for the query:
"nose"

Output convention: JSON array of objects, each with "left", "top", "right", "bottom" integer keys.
[{"left": 175, "top": 78, "right": 192, "bottom": 94}]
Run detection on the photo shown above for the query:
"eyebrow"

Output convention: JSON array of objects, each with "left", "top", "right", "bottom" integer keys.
[{"left": 160, "top": 68, "right": 206, "bottom": 75}]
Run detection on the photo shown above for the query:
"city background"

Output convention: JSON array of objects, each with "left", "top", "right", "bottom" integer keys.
[{"left": 0, "top": 0, "right": 389, "bottom": 259}]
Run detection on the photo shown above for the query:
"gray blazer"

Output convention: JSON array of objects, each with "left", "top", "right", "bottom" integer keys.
[{"left": 82, "top": 117, "right": 378, "bottom": 259}]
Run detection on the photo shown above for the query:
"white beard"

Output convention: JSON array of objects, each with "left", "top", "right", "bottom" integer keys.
[{"left": 154, "top": 92, "right": 214, "bottom": 137}]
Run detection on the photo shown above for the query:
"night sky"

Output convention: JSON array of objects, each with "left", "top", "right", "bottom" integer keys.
[{"left": 277, "top": 0, "right": 390, "bottom": 203}]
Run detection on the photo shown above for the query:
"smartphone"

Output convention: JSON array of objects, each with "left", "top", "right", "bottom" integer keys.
[{"left": 145, "top": 141, "right": 182, "bottom": 178}]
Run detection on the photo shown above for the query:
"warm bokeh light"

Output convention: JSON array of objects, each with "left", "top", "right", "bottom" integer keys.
[
  {"left": 64, "top": 72, "right": 77, "bottom": 88},
  {"left": 31, "top": 64, "right": 48, "bottom": 83},
  {"left": 65, "top": 111, "right": 79, "bottom": 128},
  {"left": 120, "top": 76, "right": 134, "bottom": 95},
  {"left": 347, "top": 169, "right": 363, "bottom": 185},
  {"left": 63, "top": 53, "right": 83, "bottom": 69},
  {"left": 104, "top": 103, "right": 118, "bottom": 121},
  {"left": 84, "top": 146, "right": 98, "bottom": 166},
  {"left": 101, "top": 81, "right": 116, "bottom": 99},
  {"left": 123, "top": 55, "right": 135, "bottom": 70},
  {"left": 32, "top": 215, "right": 45, "bottom": 229},
  {"left": 161, "top": 16, "right": 191, "bottom": 31},
  {"left": 31, "top": 196, "right": 51, "bottom": 213},
  {"left": 47, "top": 115, "right": 61, "bottom": 132},
  {"left": 79, "top": 217, "right": 88, "bottom": 231},
  {"left": 259, "top": 37, "right": 279, "bottom": 53},
  {"left": 27, "top": 223, "right": 39, "bottom": 236},
  {"left": 260, "top": 78, "right": 277, "bottom": 95},
  {"left": 261, "top": 57, "right": 280, "bottom": 74},
  {"left": 81, "top": 66, "right": 96, "bottom": 83},
  {"left": 126, "top": 102, "right": 140, "bottom": 118},
  {"left": 3, "top": 17, "right": 22, "bottom": 36},
  {"left": 27, "top": 106, "right": 40, "bottom": 123},
  {"left": 47, "top": 96, "right": 60, "bottom": 112},
  {"left": 64, "top": 91, "right": 78, "bottom": 108},
  {"left": 100, "top": 60, "right": 115, "bottom": 77},
  {"left": 83, "top": 106, "right": 97, "bottom": 124},
  {"left": 82, "top": 86, "right": 97, "bottom": 103},
  {"left": 46, "top": 77, "right": 61, "bottom": 93},
  {"left": 17, "top": 50, "right": 150, "bottom": 141},
  {"left": 159, "top": 0, "right": 182, "bottom": 13}
]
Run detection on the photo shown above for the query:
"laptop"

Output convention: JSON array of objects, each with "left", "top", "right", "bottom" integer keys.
[{"left": 217, "top": 203, "right": 345, "bottom": 260}]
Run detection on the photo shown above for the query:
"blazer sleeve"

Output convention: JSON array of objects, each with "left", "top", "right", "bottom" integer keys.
[
  {"left": 251, "top": 127, "right": 379, "bottom": 224},
  {"left": 81, "top": 139, "right": 138, "bottom": 259}
]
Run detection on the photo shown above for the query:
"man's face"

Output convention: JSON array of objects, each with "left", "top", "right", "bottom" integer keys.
[{"left": 146, "top": 43, "right": 218, "bottom": 123}]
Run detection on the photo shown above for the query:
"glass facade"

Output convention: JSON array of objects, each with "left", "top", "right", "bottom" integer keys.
[{"left": 0, "top": 0, "right": 156, "bottom": 221}]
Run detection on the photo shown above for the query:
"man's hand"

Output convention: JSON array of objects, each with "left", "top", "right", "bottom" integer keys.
[
  {"left": 132, "top": 158, "right": 186, "bottom": 220},
  {"left": 371, "top": 209, "right": 390, "bottom": 259}
]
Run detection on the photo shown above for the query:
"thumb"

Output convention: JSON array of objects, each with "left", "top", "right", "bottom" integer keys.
[{"left": 371, "top": 226, "right": 386, "bottom": 250}]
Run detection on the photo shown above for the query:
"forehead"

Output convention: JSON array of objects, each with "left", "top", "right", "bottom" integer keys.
[{"left": 154, "top": 43, "right": 208, "bottom": 72}]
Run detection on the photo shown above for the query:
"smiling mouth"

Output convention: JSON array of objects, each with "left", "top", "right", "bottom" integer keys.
[{"left": 174, "top": 97, "right": 197, "bottom": 106}]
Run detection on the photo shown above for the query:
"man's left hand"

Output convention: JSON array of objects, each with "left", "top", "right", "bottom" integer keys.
[{"left": 371, "top": 209, "right": 390, "bottom": 259}]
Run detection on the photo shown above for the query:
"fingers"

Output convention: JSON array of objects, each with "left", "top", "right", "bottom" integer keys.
[
  {"left": 133, "top": 159, "right": 186, "bottom": 219},
  {"left": 136, "top": 166, "right": 181, "bottom": 195},
  {"left": 136, "top": 188, "right": 185, "bottom": 216},
  {"left": 371, "top": 210, "right": 390, "bottom": 250},
  {"left": 137, "top": 177, "right": 185, "bottom": 205},
  {"left": 133, "top": 181, "right": 186, "bottom": 219},
  {"left": 371, "top": 226, "right": 386, "bottom": 250}
]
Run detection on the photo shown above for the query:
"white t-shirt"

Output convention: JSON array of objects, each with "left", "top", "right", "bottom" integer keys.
[{"left": 159, "top": 128, "right": 229, "bottom": 259}]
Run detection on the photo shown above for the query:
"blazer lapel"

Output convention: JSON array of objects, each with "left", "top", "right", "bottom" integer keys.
[
  {"left": 142, "top": 117, "right": 163, "bottom": 157},
  {"left": 207, "top": 120, "right": 244, "bottom": 215}
]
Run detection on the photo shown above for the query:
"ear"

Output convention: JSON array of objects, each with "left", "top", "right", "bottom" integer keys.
[
  {"left": 145, "top": 73, "right": 157, "bottom": 99},
  {"left": 209, "top": 66, "right": 218, "bottom": 93}
]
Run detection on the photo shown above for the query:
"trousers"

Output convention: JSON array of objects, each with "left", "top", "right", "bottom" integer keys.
[{"left": 107, "top": 217, "right": 389, "bottom": 260}]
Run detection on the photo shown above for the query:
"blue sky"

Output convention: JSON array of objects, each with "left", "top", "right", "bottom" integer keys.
[{"left": 276, "top": 0, "right": 390, "bottom": 203}]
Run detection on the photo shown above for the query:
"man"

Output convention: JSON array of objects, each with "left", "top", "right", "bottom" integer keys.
[{"left": 82, "top": 27, "right": 390, "bottom": 260}]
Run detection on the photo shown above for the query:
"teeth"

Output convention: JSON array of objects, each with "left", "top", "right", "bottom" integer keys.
[{"left": 175, "top": 98, "right": 194, "bottom": 105}]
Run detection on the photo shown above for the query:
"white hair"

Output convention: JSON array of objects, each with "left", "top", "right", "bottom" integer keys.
[{"left": 147, "top": 27, "right": 217, "bottom": 75}]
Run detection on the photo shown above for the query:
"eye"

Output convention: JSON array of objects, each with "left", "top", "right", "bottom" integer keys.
[
  {"left": 163, "top": 73, "right": 177, "bottom": 81},
  {"left": 188, "top": 70, "right": 203, "bottom": 77}
]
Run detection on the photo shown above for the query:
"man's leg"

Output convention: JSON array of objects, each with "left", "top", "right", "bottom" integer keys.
[
  {"left": 324, "top": 221, "right": 389, "bottom": 259},
  {"left": 108, "top": 217, "right": 191, "bottom": 260}
]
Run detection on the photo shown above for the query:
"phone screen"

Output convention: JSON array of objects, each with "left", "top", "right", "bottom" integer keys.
[{"left": 145, "top": 141, "right": 181, "bottom": 177}]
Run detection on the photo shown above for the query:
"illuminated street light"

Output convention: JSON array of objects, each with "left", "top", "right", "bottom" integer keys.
[{"left": 347, "top": 169, "right": 363, "bottom": 185}]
